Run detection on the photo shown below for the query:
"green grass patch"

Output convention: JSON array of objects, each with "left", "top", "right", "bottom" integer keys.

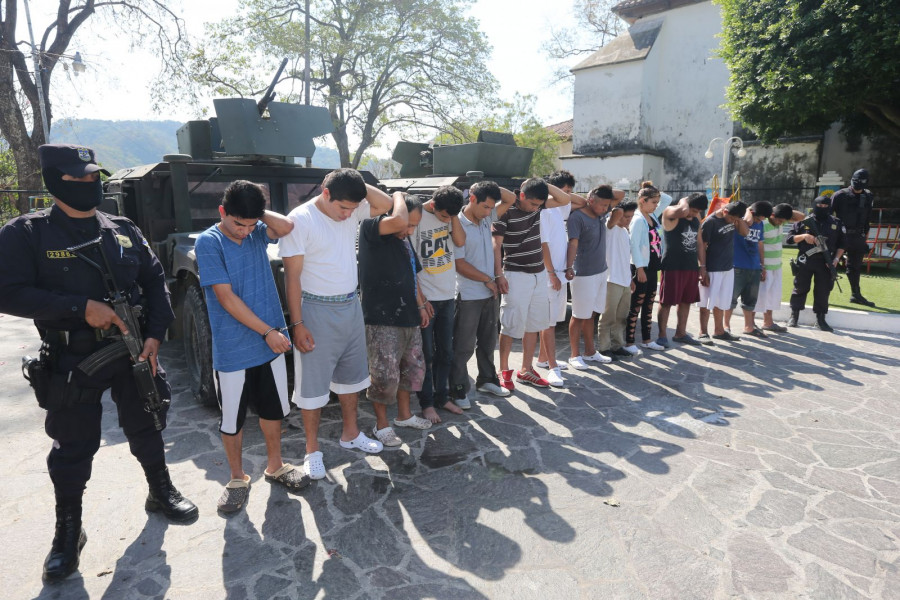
[{"left": 781, "top": 248, "right": 900, "bottom": 314}]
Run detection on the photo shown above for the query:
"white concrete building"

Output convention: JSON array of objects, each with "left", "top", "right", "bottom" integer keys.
[{"left": 560, "top": 0, "right": 899, "bottom": 209}]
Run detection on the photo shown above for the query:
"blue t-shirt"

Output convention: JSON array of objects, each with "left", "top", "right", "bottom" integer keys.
[
  {"left": 195, "top": 222, "right": 285, "bottom": 372},
  {"left": 733, "top": 220, "right": 764, "bottom": 270}
]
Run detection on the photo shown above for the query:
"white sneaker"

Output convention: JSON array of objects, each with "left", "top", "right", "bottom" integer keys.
[
  {"left": 640, "top": 341, "right": 665, "bottom": 351},
  {"left": 476, "top": 382, "right": 511, "bottom": 397},
  {"left": 582, "top": 351, "right": 612, "bottom": 364},
  {"left": 535, "top": 360, "right": 568, "bottom": 370},
  {"left": 546, "top": 367, "right": 564, "bottom": 388},
  {"left": 567, "top": 356, "right": 589, "bottom": 370},
  {"left": 622, "top": 345, "right": 643, "bottom": 356}
]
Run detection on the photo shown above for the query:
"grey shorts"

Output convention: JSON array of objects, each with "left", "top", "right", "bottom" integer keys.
[
  {"left": 365, "top": 325, "right": 425, "bottom": 405},
  {"left": 291, "top": 297, "right": 370, "bottom": 410}
]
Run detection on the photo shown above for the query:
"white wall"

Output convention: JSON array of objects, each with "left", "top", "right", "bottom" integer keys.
[
  {"left": 561, "top": 154, "right": 664, "bottom": 193},
  {"left": 571, "top": 1, "right": 734, "bottom": 189}
]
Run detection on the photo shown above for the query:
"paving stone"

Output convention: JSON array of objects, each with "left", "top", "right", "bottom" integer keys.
[
  {"left": 788, "top": 526, "right": 877, "bottom": 577},
  {"left": 692, "top": 461, "right": 757, "bottom": 515},
  {"left": 728, "top": 533, "right": 796, "bottom": 595},
  {"left": 254, "top": 574, "right": 292, "bottom": 598},
  {"left": 746, "top": 491, "right": 807, "bottom": 529},
  {"left": 761, "top": 471, "right": 817, "bottom": 496},
  {"left": 812, "top": 444, "right": 898, "bottom": 469},
  {"left": 814, "top": 492, "right": 899, "bottom": 522},
  {"left": 653, "top": 487, "right": 724, "bottom": 552},
  {"left": 366, "top": 566, "right": 411, "bottom": 588},
  {"left": 805, "top": 563, "right": 868, "bottom": 600},
  {"left": 808, "top": 466, "right": 869, "bottom": 498}
]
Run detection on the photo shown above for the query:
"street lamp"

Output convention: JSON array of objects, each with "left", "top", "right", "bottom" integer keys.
[{"left": 705, "top": 136, "right": 747, "bottom": 195}]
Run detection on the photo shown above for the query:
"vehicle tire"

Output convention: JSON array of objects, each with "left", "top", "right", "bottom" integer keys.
[{"left": 182, "top": 283, "right": 217, "bottom": 407}]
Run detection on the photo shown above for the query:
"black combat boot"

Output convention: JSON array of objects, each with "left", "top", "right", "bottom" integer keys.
[
  {"left": 144, "top": 463, "right": 199, "bottom": 523},
  {"left": 815, "top": 313, "right": 833, "bottom": 332},
  {"left": 849, "top": 294, "right": 875, "bottom": 307},
  {"left": 43, "top": 497, "right": 87, "bottom": 582},
  {"left": 787, "top": 311, "right": 799, "bottom": 328}
]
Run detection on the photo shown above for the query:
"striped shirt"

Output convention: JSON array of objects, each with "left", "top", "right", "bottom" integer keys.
[
  {"left": 492, "top": 205, "right": 548, "bottom": 273},
  {"left": 763, "top": 220, "right": 783, "bottom": 271}
]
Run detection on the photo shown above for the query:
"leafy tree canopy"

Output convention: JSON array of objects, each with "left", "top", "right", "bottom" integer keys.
[
  {"left": 0, "top": 0, "right": 187, "bottom": 213},
  {"left": 438, "top": 94, "right": 562, "bottom": 177},
  {"left": 716, "top": 0, "right": 900, "bottom": 142},
  {"left": 179, "top": 0, "right": 496, "bottom": 169}
]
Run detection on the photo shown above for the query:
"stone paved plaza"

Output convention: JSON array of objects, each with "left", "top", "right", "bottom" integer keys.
[{"left": 1, "top": 312, "right": 898, "bottom": 599}]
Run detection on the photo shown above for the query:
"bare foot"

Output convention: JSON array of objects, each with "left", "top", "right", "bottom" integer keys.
[
  {"left": 442, "top": 401, "right": 464, "bottom": 415},
  {"left": 423, "top": 407, "right": 441, "bottom": 424}
]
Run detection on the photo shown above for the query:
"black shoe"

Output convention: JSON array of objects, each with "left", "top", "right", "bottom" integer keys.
[
  {"left": 787, "top": 312, "right": 799, "bottom": 327},
  {"left": 612, "top": 347, "right": 634, "bottom": 357},
  {"left": 849, "top": 295, "right": 875, "bottom": 307},
  {"left": 815, "top": 315, "right": 834, "bottom": 332},
  {"left": 145, "top": 465, "right": 199, "bottom": 523},
  {"left": 43, "top": 499, "right": 87, "bottom": 582}
]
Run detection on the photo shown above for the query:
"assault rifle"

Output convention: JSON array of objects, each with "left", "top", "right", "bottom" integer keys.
[
  {"left": 797, "top": 216, "right": 843, "bottom": 293},
  {"left": 67, "top": 237, "right": 167, "bottom": 430}
]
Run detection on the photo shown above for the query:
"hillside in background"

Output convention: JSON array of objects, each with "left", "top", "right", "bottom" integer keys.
[{"left": 49, "top": 119, "right": 340, "bottom": 173}]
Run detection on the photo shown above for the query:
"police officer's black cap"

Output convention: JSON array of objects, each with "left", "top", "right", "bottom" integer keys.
[
  {"left": 814, "top": 195, "right": 831, "bottom": 205},
  {"left": 851, "top": 169, "right": 869, "bottom": 184},
  {"left": 39, "top": 144, "right": 111, "bottom": 177}
]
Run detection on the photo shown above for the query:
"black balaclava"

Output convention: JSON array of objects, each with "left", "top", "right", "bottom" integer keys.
[
  {"left": 42, "top": 167, "right": 103, "bottom": 211},
  {"left": 813, "top": 203, "right": 831, "bottom": 221}
]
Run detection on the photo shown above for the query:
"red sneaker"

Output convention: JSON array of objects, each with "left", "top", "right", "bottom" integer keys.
[
  {"left": 499, "top": 369, "right": 515, "bottom": 391},
  {"left": 516, "top": 368, "right": 550, "bottom": 388}
]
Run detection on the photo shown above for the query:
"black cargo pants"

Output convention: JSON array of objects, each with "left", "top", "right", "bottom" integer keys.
[{"left": 45, "top": 348, "right": 170, "bottom": 499}]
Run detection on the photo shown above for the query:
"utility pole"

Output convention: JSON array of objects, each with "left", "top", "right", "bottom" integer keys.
[{"left": 304, "top": 0, "right": 312, "bottom": 168}]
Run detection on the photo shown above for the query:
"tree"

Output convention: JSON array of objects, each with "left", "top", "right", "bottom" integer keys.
[
  {"left": 716, "top": 0, "right": 900, "bottom": 142},
  {"left": 181, "top": 0, "right": 495, "bottom": 169},
  {"left": 544, "top": 0, "right": 625, "bottom": 82},
  {"left": 439, "top": 94, "right": 562, "bottom": 178},
  {"left": 0, "top": 1, "right": 188, "bottom": 213}
]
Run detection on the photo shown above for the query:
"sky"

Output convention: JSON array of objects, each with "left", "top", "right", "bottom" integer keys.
[{"left": 24, "top": 0, "right": 579, "bottom": 141}]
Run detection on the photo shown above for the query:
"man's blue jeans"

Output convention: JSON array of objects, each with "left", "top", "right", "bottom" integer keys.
[{"left": 417, "top": 299, "right": 455, "bottom": 409}]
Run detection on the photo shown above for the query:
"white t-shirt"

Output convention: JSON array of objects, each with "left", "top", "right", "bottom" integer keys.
[
  {"left": 606, "top": 225, "right": 632, "bottom": 287},
  {"left": 412, "top": 209, "right": 457, "bottom": 301},
  {"left": 539, "top": 204, "right": 571, "bottom": 276},
  {"left": 279, "top": 198, "right": 370, "bottom": 295}
]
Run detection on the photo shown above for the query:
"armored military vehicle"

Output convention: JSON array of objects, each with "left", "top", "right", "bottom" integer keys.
[
  {"left": 103, "top": 68, "right": 376, "bottom": 407},
  {"left": 380, "top": 130, "right": 534, "bottom": 196}
]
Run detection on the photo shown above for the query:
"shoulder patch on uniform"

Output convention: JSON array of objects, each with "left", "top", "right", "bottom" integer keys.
[
  {"left": 115, "top": 234, "right": 133, "bottom": 248},
  {"left": 77, "top": 148, "right": 91, "bottom": 162}
]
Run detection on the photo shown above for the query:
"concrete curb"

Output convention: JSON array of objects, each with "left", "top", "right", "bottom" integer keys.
[{"left": 772, "top": 302, "right": 900, "bottom": 334}]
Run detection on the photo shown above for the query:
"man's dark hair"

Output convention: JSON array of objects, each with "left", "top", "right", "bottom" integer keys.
[
  {"left": 725, "top": 200, "right": 748, "bottom": 217},
  {"left": 773, "top": 203, "right": 793, "bottom": 219},
  {"left": 323, "top": 168, "right": 367, "bottom": 203},
  {"left": 469, "top": 181, "right": 501, "bottom": 204},
  {"left": 686, "top": 192, "right": 709, "bottom": 211},
  {"left": 619, "top": 200, "right": 638, "bottom": 214},
  {"left": 222, "top": 180, "right": 267, "bottom": 219},
  {"left": 405, "top": 195, "right": 424, "bottom": 214},
  {"left": 432, "top": 185, "right": 464, "bottom": 216},
  {"left": 589, "top": 184, "right": 614, "bottom": 200},
  {"left": 546, "top": 170, "right": 575, "bottom": 189},
  {"left": 750, "top": 201, "right": 773, "bottom": 218},
  {"left": 521, "top": 177, "right": 549, "bottom": 201}
]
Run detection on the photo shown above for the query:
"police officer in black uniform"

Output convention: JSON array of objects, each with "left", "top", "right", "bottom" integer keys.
[
  {"left": 786, "top": 195, "right": 846, "bottom": 332},
  {"left": 830, "top": 168, "right": 875, "bottom": 306},
  {"left": 0, "top": 145, "right": 197, "bottom": 582}
]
